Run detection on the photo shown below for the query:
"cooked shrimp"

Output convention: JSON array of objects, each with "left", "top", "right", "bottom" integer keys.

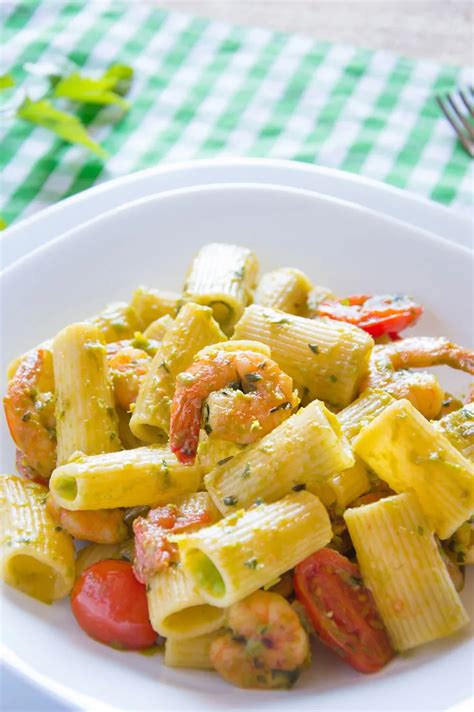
[
  {"left": 107, "top": 345, "right": 151, "bottom": 411},
  {"left": 210, "top": 590, "right": 310, "bottom": 689},
  {"left": 133, "top": 502, "right": 213, "bottom": 583},
  {"left": 363, "top": 337, "right": 474, "bottom": 419},
  {"left": 3, "top": 348, "right": 56, "bottom": 479},
  {"left": 170, "top": 349, "right": 298, "bottom": 463},
  {"left": 47, "top": 496, "right": 128, "bottom": 544}
]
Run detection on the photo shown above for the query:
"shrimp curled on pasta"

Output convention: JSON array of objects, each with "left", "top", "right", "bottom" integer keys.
[{"left": 170, "top": 348, "right": 299, "bottom": 464}]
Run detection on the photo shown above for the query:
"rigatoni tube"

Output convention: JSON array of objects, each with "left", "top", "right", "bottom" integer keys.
[
  {"left": 232, "top": 305, "right": 373, "bottom": 407},
  {"left": 344, "top": 493, "right": 469, "bottom": 651},
  {"left": 0, "top": 476, "right": 75, "bottom": 603},
  {"left": 165, "top": 629, "right": 224, "bottom": 669},
  {"left": 183, "top": 243, "right": 259, "bottom": 331},
  {"left": 49, "top": 446, "right": 202, "bottom": 510},
  {"left": 433, "top": 404, "right": 474, "bottom": 462},
  {"left": 328, "top": 389, "right": 395, "bottom": 508},
  {"left": 254, "top": 268, "right": 312, "bottom": 315},
  {"left": 130, "top": 303, "right": 225, "bottom": 443},
  {"left": 174, "top": 491, "right": 332, "bottom": 607},
  {"left": 147, "top": 564, "right": 226, "bottom": 640},
  {"left": 53, "top": 322, "right": 120, "bottom": 465},
  {"left": 354, "top": 399, "right": 474, "bottom": 539},
  {"left": 130, "top": 286, "right": 181, "bottom": 327},
  {"left": 205, "top": 399, "right": 353, "bottom": 515}
]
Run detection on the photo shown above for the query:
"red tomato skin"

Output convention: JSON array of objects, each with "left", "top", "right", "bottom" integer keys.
[
  {"left": 71, "top": 560, "right": 156, "bottom": 650},
  {"left": 294, "top": 549, "right": 394, "bottom": 673},
  {"left": 317, "top": 294, "right": 423, "bottom": 337}
]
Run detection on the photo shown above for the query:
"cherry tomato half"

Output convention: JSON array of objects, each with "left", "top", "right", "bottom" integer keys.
[
  {"left": 71, "top": 560, "right": 156, "bottom": 650},
  {"left": 294, "top": 548, "right": 394, "bottom": 673},
  {"left": 317, "top": 294, "right": 423, "bottom": 338}
]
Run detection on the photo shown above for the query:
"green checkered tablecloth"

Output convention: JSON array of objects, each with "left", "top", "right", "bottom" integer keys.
[{"left": 1, "top": 0, "right": 473, "bottom": 226}]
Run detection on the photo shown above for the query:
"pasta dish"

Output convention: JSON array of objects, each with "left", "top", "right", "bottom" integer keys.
[{"left": 1, "top": 242, "right": 473, "bottom": 689}]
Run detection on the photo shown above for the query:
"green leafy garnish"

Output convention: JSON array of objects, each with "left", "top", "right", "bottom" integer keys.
[
  {"left": 244, "top": 557, "right": 258, "bottom": 570},
  {"left": 17, "top": 98, "right": 107, "bottom": 158},
  {"left": 53, "top": 70, "right": 130, "bottom": 108},
  {"left": 223, "top": 495, "right": 238, "bottom": 506},
  {"left": 308, "top": 343, "right": 319, "bottom": 354}
]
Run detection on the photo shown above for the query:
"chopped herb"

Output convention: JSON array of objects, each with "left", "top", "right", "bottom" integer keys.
[
  {"left": 217, "top": 456, "right": 234, "bottom": 466},
  {"left": 21, "top": 412, "right": 32, "bottom": 422},
  {"left": 244, "top": 557, "right": 258, "bottom": 570},
  {"left": 456, "top": 552, "right": 465, "bottom": 564},
  {"left": 270, "top": 401, "right": 292, "bottom": 413},
  {"left": 329, "top": 375, "right": 338, "bottom": 383},
  {"left": 203, "top": 403, "right": 212, "bottom": 434},
  {"left": 292, "top": 483, "right": 306, "bottom": 492},
  {"left": 160, "top": 361, "right": 170, "bottom": 373},
  {"left": 241, "top": 464, "right": 251, "bottom": 480},
  {"left": 308, "top": 343, "right": 319, "bottom": 354},
  {"left": 246, "top": 372, "right": 263, "bottom": 383},
  {"left": 348, "top": 575, "right": 362, "bottom": 587},
  {"left": 254, "top": 497, "right": 265, "bottom": 506},
  {"left": 223, "top": 495, "right": 238, "bottom": 506},
  {"left": 271, "top": 317, "right": 290, "bottom": 326},
  {"left": 55, "top": 526, "right": 63, "bottom": 532},
  {"left": 146, "top": 584, "right": 151, "bottom": 593},
  {"left": 234, "top": 267, "right": 245, "bottom": 279},
  {"left": 161, "top": 459, "right": 170, "bottom": 487},
  {"left": 417, "top": 526, "right": 424, "bottom": 535}
]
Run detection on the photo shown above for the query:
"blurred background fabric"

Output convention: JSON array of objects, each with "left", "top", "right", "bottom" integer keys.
[{"left": 1, "top": 0, "right": 472, "bottom": 228}]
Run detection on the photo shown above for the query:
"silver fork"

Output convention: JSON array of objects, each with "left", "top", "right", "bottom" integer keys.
[{"left": 436, "top": 87, "right": 474, "bottom": 158}]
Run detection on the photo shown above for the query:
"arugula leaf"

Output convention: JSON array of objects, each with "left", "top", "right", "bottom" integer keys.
[
  {"left": 103, "top": 64, "right": 134, "bottom": 95},
  {"left": 53, "top": 72, "right": 129, "bottom": 108},
  {"left": 0, "top": 74, "right": 15, "bottom": 90},
  {"left": 17, "top": 98, "right": 107, "bottom": 158}
]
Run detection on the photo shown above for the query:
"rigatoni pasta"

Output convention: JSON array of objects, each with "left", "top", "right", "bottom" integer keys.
[
  {"left": 130, "top": 286, "right": 181, "bottom": 326},
  {"left": 354, "top": 399, "right": 474, "bottom": 538},
  {"left": 164, "top": 629, "right": 223, "bottom": 669},
  {"left": 183, "top": 243, "right": 259, "bottom": 331},
  {"left": 204, "top": 399, "right": 353, "bottom": 514},
  {"left": 130, "top": 303, "right": 225, "bottom": 443},
  {"left": 53, "top": 322, "right": 121, "bottom": 465},
  {"left": 0, "top": 476, "right": 75, "bottom": 603},
  {"left": 49, "top": 446, "right": 203, "bottom": 510},
  {"left": 174, "top": 491, "right": 332, "bottom": 607},
  {"left": 254, "top": 268, "right": 312, "bottom": 315},
  {"left": 232, "top": 305, "right": 373, "bottom": 407},
  {"left": 433, "top": 403, "right": 474, "bottom": 462},
  {"left": 344, "top": 492, "right": 469, "bottom": 650}
]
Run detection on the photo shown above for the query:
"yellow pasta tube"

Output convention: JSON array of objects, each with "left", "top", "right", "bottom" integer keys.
[
  {"left": 433, "top": 404, "right": 474, "bottom": 462},
  {"left": 328, "top": 389, "right": 395, "bottom": 508},
  {"left": 205, "top": 399, "right": 353, "bottom": 514},
  {"left": 0, "top": 476, "right": 75, "bottom": 603},
  {"left": 49, "top": 446, "right": 203, "bottom": 510},
  {"left": 174, "top": 491, "right": 332, "bottom": 607},
  {"left": 233, "top": 306, "right": 373, "bottom": 407},
  {"left": 337, "top": 388, "right": 395, "bottom": 441},
  {"left": 143, "top": 314, "right": 174, "bottom": 341},
  {"left": 147, "top": 564, "right": 226, "bottom": 640},
  {"left": 88, "top": 301, "right": 141, "bottom": 342},
  {"left": 53, "top": 322, "right": 121, "bottom": 465},
  {"left": 305, "top": 285, "right": 336, "bottom": 318},
  {"left": 164, "top": 629, "right": 224, "bottom": 669},
  {"left": 254, "top": 268, "right": 312, "bottom": 316},
  {"left": 354, "top": 399, "right": 474, "bottom": 539},
  {"left": 183, "top": 243, "right": 259, "bottom": 331},
  {"left": 130, "top": 303, "right": 226, "bottom": 443},
  {"left": 130, "top": 287, "right": 181, "bottom": 327},
  {"left": 344, "top": 492, "right": 469, "bottom": 650}
]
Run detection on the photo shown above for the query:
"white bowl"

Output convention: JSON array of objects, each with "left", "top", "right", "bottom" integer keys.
[{"left": 1, "top": 184, "right": 472, "bottom": 712}]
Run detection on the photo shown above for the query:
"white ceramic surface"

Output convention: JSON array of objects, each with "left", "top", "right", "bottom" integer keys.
[
  {"left": 1, "top": 159, "right": 472, "bottom": 272},
  {"left": 1, "top": 184, "right": 473, "bottom": 712}
]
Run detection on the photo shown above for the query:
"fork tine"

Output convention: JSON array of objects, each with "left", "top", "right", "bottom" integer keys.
[
  {"left": 459, "top": 89, "right": 473, "bottom": 118},
  {"left": 436, "top": 95, "right": 474, "bottom": 158},
  {"left": 446, "top": 93, "right": 474, "bottom": 139}
]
